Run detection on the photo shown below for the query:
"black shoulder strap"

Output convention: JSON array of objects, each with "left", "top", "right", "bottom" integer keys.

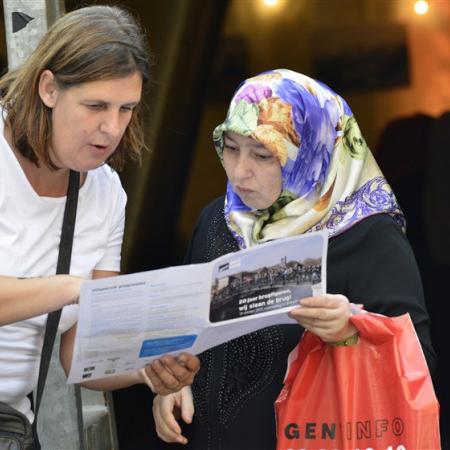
[{"left": 33, "top": 169, "right": 80, "bottom": 421}]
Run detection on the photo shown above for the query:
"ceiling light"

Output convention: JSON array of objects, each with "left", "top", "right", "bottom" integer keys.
[{"left": 414, "top": 0, "right": 429, "bottom": 15}]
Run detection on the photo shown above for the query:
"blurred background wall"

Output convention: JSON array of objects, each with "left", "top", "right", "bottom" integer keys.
[{"left": 1, "top": 0, "right": 448, "bottom": 447}]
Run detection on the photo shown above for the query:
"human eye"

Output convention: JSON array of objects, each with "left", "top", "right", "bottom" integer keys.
[
  {"left": 85, "top": 103, "right": 105, "bottom": 111},
  {"left": 120, "top": 105, "right": 135, "bottom": 113},
  {"left": 223, "top": 141, "right": 238, "bottom": 152},
  {"left": 254, "top": 151, "right": 273, "bottom": 161}
]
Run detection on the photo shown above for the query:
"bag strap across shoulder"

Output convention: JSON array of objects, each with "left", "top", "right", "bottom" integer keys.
[{"left": 33, "top": 169, "right": 80, "bottom": 420}]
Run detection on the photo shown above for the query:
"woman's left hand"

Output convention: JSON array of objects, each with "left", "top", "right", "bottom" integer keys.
[
  {"left": 140, "top": 352, "right": 200, "bottom": 395},
  {"left": 153, "top": 386, "right": 194, "bottom": 444},
  {"left": 288, "top": 294, "right": 357, "bottom": 342}
]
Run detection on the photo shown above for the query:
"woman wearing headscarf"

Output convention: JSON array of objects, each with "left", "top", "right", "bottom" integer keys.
[{"left": 152, "top": 69, "right": 435, "bottom": 449}]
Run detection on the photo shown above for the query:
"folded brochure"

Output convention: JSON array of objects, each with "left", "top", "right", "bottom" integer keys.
[{"left": 68, "top": 230, "right": 327, "bottom": 383}]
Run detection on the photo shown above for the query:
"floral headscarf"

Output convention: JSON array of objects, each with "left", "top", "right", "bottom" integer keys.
[{"left": 213, "top": 69, "right": 404, "bottom": 249}]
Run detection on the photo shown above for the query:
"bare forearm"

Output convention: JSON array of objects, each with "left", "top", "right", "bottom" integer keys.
[{"left": 0, "top": 275, "right": 82, "bottom": 325}]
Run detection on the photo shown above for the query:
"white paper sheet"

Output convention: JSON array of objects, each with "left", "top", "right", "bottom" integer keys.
[{"left": 68, "top": 230, "right": 327, "bottom": 384}]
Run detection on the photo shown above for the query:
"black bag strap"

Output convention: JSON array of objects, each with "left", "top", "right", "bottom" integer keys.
[{"left": 33, "top": 169, "right": 80, "bottom": 421}]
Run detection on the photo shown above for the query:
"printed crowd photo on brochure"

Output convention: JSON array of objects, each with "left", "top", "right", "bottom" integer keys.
[{"left": 209, "top": 232, "right": 323, "bottom": 322}]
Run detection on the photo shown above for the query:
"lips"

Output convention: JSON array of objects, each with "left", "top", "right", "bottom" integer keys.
[
  {"left": 89, "top": 143, "right": 111, "bottom": 155},
  {"left": 236, "top": 186, "right": 254, "bottom": 194}
]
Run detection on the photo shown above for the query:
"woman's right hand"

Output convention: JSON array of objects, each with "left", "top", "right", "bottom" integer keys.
[
  {"left": 153, "top": 386, "right": 194, "bottom": 445},
  {"left": 288, "top": 294, "right": 358, "bottom": 342}
]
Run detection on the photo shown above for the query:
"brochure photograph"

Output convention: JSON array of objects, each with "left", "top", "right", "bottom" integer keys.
[
  {"left": 210, "top": 233, "right": 324, "bottom": 323},
  {"left": 67, "top": 230, "right": 328, "bottom": 384}
]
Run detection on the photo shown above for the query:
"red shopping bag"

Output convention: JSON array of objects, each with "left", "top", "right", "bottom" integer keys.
[{"left": 275, "top": 313, "right": 440, "bottom": 450}]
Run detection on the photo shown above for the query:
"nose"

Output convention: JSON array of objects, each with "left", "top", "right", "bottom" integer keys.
[
  {"left": 99, "top": 110, "right": 122, "bottom": 138},
  {"left": 233, "top": 154, "right": 253, "bottom": 180}
]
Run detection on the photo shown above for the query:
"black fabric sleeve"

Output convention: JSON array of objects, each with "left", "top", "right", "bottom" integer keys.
[{"left": 328, "top": 214, "right": 436, "bottom": 372}]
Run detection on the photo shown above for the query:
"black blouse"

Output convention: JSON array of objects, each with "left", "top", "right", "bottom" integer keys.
[{"left": 161, "top": 196, "right": 435, "bottom": 450}]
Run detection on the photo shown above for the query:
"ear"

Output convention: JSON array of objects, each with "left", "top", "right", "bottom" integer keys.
[{"left": 38, "top": 69, "right": 59, "bottom": 108}]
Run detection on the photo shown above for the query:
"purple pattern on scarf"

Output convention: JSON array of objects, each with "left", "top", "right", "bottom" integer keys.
[
  {"left": 311, "top": 176, "right": 405, "bottom": 236},
  {"left": 275, "top": 78, "right": 334, "bottom": 198},
  {"left": 235, "top": 84, "right": 273, "bottom": 104}
]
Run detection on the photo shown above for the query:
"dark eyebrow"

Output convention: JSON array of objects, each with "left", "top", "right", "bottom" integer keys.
[
  {"left": 123, "top": 101, "right": 140, "bottom": 107},
  {"left": 83, "top": 100, "right": 140, "bottom": 107},
  {"left": 252, "top": 141, "right": 266, "bottom": 149}
]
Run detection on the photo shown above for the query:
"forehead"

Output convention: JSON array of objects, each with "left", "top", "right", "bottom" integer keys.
[
  {"left": 224, "top": 131, "right": 265, "bottom": 148},
  {"left": 64, "top": 72, "right": 143, "bottom": 101}
]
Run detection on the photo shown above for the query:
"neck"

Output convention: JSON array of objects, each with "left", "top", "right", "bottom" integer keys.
[
  {"left": 17, "top": 152, "right": 71, "bottom": 197},
  {"left": 4, "top": 125, "right": 80, "bottom": 197}
]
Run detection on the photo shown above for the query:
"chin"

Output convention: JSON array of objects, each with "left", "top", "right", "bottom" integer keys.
[
  {"left": 76, "top": 159, "right": 107, "bottom": 172},
  {"left": 245, "top": 201, "right": 270, "bottom": 210}
]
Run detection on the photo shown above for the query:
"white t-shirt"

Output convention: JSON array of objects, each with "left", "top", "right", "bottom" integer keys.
[{"left": 0, "top": 118, "right": 127, "bottom": 421}]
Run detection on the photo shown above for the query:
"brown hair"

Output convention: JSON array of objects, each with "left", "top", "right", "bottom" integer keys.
[{"left": 0, "top": 5, "right": 152, "bottom": 170}]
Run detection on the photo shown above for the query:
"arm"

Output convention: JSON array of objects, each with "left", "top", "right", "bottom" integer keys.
[
  {"left": 345, "top": 216, "right": 436, "bottom": 370},
  {"left": 302, "top": 215, "right": 436, "bottom": 368},
  {"left": 0, "top": 274, "right": 83, "bottom": 326},
  {"left": 59, "top": 270, "right": 200, "bottom": 393},
  {"left": 288, "top": 215, "right": 436, "bottom": 356}
]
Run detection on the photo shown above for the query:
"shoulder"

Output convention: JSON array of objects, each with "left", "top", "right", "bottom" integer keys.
[
  {"left": 331, "top": 214, "right": 405, "bottom": 249},
  {"left": 184, "top": 196, "right": 227, "bottom": 264},
  {"left": 84, "top": 164, "right": 126, "bottom": 203},
  {"left": 349, "top": 213, "right": 403, "bottom": 235},
  {"left": 89, "top": 164, "right": 124, "bottom": 190},
  {"left": 329, "top": 214, "right": 417, "bottom": 278},
  {"left": 78, "top": 165, "right": 127, "bottom": 225},
  {"left": 196, "top": 196, "right": 225, "bottom": 226},
  {"left": 329, "top": 213, "right": 420, "bottom": 286}
]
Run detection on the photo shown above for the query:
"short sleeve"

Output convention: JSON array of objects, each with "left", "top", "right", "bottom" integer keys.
[{"left": 93, "top": 171, "right": 127, "bottom": 272}]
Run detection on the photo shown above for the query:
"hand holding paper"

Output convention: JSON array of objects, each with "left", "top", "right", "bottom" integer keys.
[
  {"left": 141, "top": 353, "right": 200, "bottom": 395},
  {"left": 288, "top": 294, "right": 357, "bottom": 342}
]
